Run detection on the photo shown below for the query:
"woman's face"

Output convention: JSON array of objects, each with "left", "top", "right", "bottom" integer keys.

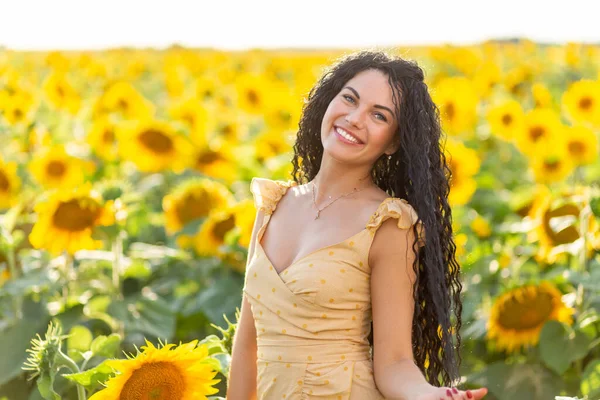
[{"left": 320, "top": 68, "right": 399, "bottom": 165}]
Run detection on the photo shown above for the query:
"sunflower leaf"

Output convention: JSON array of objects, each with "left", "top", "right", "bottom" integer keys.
[
  {"left": 63, "top": 360, "right": 115, "bottom": 388},
  {"left": 90, "top": 334, "right": 121, "bottom": 358},
  {"left": 67, "top": 326, "right": 93, "bottom": 362},
  {"left": 581, "top": 360, "right": 600, "bottom": 399},
  {"left": 539, "top": 321, "right": 593, "bottom": 375}
]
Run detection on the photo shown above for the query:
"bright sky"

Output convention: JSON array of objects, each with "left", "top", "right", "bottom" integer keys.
[{"left": 1, "top": 0, "right": 599, "bottom": 50}]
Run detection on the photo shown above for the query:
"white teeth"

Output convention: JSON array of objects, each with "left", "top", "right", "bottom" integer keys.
[{"left": 335, "top": 127, "right": 360, "bottom": 143}]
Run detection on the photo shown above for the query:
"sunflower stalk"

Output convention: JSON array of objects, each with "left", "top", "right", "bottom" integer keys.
[
  {"left": 5, "top": 241, "right": 23, "bottom": 319},
  {"left": 54, "top": 350, "right": 87, "bottom": 400},
  {"left": 111, "top": 231, "right": 124, "bottom": 297}
]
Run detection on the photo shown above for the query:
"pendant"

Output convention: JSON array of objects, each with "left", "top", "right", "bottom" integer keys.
[{"left": 315, "top": 210, "right": 320, "bottom": 220}]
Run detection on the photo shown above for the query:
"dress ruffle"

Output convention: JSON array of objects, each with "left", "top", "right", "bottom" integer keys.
[
  {"left": 366, "top": 198, "right": 426, "bottom": 246},
  {"left": 250, "top": 177, "right": 298, "bottom": 215}
]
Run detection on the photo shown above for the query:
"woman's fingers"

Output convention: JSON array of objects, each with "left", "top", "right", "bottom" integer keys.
[{"left": 468, "top": 387, "right": 488, "bottom": 399}]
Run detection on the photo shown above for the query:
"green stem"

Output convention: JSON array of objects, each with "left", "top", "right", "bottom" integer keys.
[
  {"left": 56, "top": 350, "right": 87, "bottom": 400},
  {"left": 6, "top": 244, "right": 23, "bottom": 319},
  {"left": 112, "top": 231, "right": 124, "bottom": 300}
]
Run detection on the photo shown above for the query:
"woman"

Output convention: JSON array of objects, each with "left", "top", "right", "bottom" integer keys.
[{"left": 227, "top": 50, "right": 488, "bottom": 400}]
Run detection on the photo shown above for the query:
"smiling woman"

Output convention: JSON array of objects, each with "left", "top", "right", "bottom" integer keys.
[{"left": 227, "top": 50, "right": 488, "bottom": 400}]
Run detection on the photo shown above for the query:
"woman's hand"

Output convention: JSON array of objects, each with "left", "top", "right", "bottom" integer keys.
[{"left": 415, "top": 386, "right": 488, "bottom": 400}]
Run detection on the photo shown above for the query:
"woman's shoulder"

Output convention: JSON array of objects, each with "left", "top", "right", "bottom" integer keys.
[{"left": 249, "top": 177, "right": 298, "bottom": 215}]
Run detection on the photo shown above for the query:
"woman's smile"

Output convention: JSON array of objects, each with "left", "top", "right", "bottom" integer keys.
[{"left": 333, "top": 125, "right": 365, "bottom": 146}]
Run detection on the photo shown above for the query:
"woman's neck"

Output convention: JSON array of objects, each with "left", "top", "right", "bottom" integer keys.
[{"left": 311, "top": 158, "right": 374, "bottom": 203}]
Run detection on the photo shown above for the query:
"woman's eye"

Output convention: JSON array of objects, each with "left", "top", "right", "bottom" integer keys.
[
  {"left": 343, "top": 94, "right": 355, "bottom": 103},
  {"left": 375, "top": 113, "right": 387, "bottom": 122}
]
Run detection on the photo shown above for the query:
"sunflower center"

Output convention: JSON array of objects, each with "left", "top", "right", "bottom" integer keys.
[
  {"left": 568, "top": 140, "right": 585, "bottom": 156},
  {"left": 497, "top": 290, "right": 554, "bottom": 330},
  {"left": 445, "top": 102, "right": 456, "bottom": 120},
  {"left": 119, "top": 361, "right": 185, "bottom": 400},
  {"left": 138, "top": 129, "right": 174, "bottom": 154},
  {"left": 196, "top": 151, "right": 223, "bottom": 167},
  {"left": 578, "top": 96, "right": 593, "bottom": 111},
  {"left": 14, "top": 108, "right": 24, "bottom": 120},
  {"left": 543, "top": 159, "right": 561, "bottom": 172},
  {"left": 501, "top": 113, "right": 513, "bottom": 126},
  {"left": 542, "top": 203, "right": 580, "bottom": 245},
  {"left": 52, "top": 199, "right": 100, "bottom": 231},
  {"left": 213, "top": 216, "right": 236, "bottom": 240},
  {"left": 103, "top": 129, "right": 115, "bottom": 143},
  {"left": 46, "top": 161, "right": 67, "bottom": 177},
  {"left": 529, "top": 126, "right": 546, "bottom": 141},
  {"left": 247, "top": 89, "right": 260, "bottom": 106},
  {"left": 0, "top": 171, "right": 10, "bottom": 192},
  {"left": 175, "top": 192, "right": 213, "bottom": 224}
]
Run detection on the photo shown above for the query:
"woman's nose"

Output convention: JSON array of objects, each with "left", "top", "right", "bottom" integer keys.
[{"left": 345, "top": 109, "right": 365, "bottom": 129}]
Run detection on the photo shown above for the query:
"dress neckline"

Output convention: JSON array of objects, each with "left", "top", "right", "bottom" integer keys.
[{"left": 257, "top": 184, "right": 401, "bottom": 275}]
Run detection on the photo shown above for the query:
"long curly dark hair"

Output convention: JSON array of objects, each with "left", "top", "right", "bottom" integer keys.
[{"left": 290, "top": 50, "right": 463, "bottom": 387}]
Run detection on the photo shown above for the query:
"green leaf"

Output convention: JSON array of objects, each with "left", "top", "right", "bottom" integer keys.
[
  {"left": 108, "top": 294, "right": 176, "bottom": 339},
  {"left": 67, "top": 326, "right": 93, "bottom": 361},
  {"left": 539, "top": 321, "right": 593, "bottom": 375},
  {"left": 0, "top": 300, "right": 49, "bottom": 386},
  {"left": 581, "top": 359, "right": 600, "bottom": 399},
  {"left": 63, "top": 360, "right": 115, "bottom": 388},
  {"left": 198, "top": 335, "right": 227, "bottom": 357},
  {"left": 590, "top": 196, "right": 600, "bottom": 218},
  {"left": 90, "top": 334, "right": 121, "bottom": 358},
  {"left": 36, "top": 373, "right": 60, "bottom": 400},
  {"left": 182, "top": 273, "right": 243, "bottom": 323},
  {"left": 468, "top": 361, "right": 561, "bottom": 400}
]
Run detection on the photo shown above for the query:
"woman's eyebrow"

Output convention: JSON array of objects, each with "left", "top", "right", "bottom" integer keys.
[{"left": 344, "top": 86, "right": 394, "bottom": 116}]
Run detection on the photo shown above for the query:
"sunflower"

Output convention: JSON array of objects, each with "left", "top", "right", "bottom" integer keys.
[
  {"left": 42, "top": 72, "right": 81, "bottom": 115},
  {"left": 530, "top": 143, "right": 576, "bottom": 184},
  {"left": 163, "top": 178, "right": 235, "bottom": 234},
  {"left": 262, "top": 83, "right": 302, "bottom": 132},
  {"left": 167, "top": 97, "right": 211, "bottom": 135},
  {"left": 29, "top": 183, "right": 115, "bottom": 255},
  {"left": 190, "top": 141, "right": 240, "bottom": 184},
  {"left": 95, "top": 81, "right": 154, "bottom": 120},
  {"left": 0, "top": 158, "right": 21, "bottom": 209},
  {"left": 88, "top": 339, "right": 220, "bottom": 400},
  {"left": 515, "top": 108, "right": 563, "bottom": 157},
  {"left": 531, "top": 82, "right": 553, "bottom": 109},
  {"left": 192, "top": 209, "right": 235, "bottom": 256},
  {"left": 486, "top": 99, "right": 525, "bottom": 142},
  {"left": 28, "top": 145, "right": 96, "bottom": 189},
  {"left": 562, "top": 79, "right": 600, "bottom": 128},
  {"left": 443, "top": 139, "right": 481, "bottom": 206},
  {"left": 529, "top": 191, "right": 600, "bottom": 263},
  {"left": 1, "top": 90, "right": 36, "bottom": 126},
  {"left": 117, "top": 119, "right": 190, "bottom": 173},
  {"left": 564, "top": 124, "right": 599, "bottom": 166},
  {"left": 471, "top": 214, "right": 491, "bottom": 238},
  {"left": 235, "top": 73, "right": 273, "bottom": 115},
  {"left": 487, "top": 282, "right": 574, "bottom": 352},
  {"left": 432, "top": 76, "right": 479, "bottom": 137},
  {"left": 86, "top": 118, "right": 119, "bottom": 162},
  {"left": 472, "top": 61, "right": 501, "bottom": 98},
  {"left": 254, "top": 128, "right": 294, "bottom": 163},
  {"left": 195, "top": 74, "right": 219, "bottom": 102}
]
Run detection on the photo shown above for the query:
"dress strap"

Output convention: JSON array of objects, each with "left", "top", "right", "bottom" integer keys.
[
  {"left": 365, "top": 198, "right": 426, "bottom": 247},
  {"left": 250, "top": 177, "right": 298, "bottom": 240}
]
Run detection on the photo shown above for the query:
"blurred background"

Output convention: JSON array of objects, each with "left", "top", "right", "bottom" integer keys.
[{"left": 1, "top": 1, "right": 599, "bottom": 399}]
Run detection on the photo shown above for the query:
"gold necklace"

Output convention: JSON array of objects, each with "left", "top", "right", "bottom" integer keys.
[{"left": 311, "top": 173, "right": 372, "bottom": 220}]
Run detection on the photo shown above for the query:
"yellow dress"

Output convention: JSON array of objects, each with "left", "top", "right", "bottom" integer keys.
[{"left": 243, "top": 177, "right": 425, "bottom": 400}]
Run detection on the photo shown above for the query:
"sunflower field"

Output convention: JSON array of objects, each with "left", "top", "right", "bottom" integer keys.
[{"left": 0, "top": 40, "right": 599, "bottom": 400}]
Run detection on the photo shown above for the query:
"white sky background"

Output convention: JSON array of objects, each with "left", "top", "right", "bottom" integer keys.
[{"left": 0, "top": 0, "right": 599, "bottom": 50}]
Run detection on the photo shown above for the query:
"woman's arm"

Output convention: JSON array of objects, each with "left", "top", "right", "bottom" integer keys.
[
  {"left": 226, "top": 294, "right": 258, "bottom": 400},
  {"left": 226, "top": 209, "right": 264, "bottom": 400},
  {"left": 369, "top": 219, "right": 486, "bottom": 400}
]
